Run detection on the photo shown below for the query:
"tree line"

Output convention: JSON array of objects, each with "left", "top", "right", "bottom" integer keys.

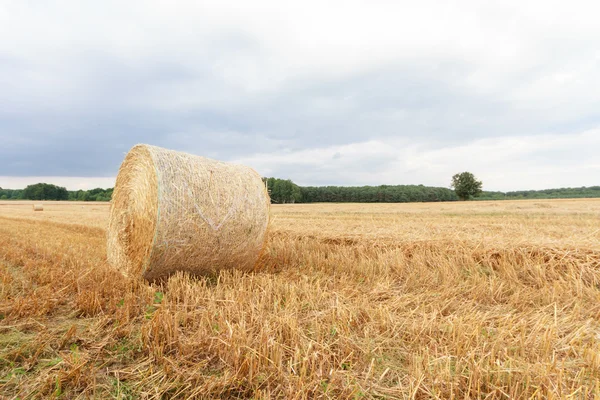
[
  {"left": 0, "top": 183, "right": 113, "bottom": 201},
  {"left": 2, "top": 180, "right": 600, "bottom": 203},
  {"left": 478, "top": 186, "right": 600, "bottom": 200},
  {"left": 264, "top": 178, "right": 458, "bottom": 203},
  {"left": 263, "top": 178, "right": 600, "bottom": 204},
  {"left": 299, "top": 184, "right": 458, "bottom": 203}
]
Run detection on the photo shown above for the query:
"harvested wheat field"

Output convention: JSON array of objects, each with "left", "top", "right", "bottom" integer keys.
[{"left": 1, "top": 199, "right": 599, "bottom": 399}]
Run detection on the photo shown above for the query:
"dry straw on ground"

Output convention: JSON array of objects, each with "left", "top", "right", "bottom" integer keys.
[
  {"left": 32, "top": 204, "right": 43, "bottom": 211},
  {"left": 107, "top": 144, "right": 270, "bottom": 281},
  {"left": 1, "top": 199, "right": 600, "bottom": 398}
]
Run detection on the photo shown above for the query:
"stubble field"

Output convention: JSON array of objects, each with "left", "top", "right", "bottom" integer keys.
[{"left": 0, "top": 199, "right": 599, "bottom": 399}]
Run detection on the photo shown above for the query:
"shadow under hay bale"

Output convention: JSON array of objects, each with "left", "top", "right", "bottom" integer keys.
[{"left": 107, "top": 144, "right": 271, "bottom": 282}]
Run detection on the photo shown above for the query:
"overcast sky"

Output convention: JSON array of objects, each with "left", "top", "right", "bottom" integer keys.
[{"left": 1, "top": 1, "right": 599, "bottom": 191}]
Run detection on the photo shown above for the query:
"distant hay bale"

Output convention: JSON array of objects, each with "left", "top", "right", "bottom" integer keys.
[
  {"left": 33, "top": 204, "right": 43, "bottom": 211},
  {"left": 107, "top": 144, "right": 270, "bottom": 281}
]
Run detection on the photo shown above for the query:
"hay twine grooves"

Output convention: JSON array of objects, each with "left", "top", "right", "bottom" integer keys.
[
  {"left": 33, "top": 204, "right": 43, "bottom": 211},
  {"left": 107, "top": 144, "right": 270, "bottom": 281}
]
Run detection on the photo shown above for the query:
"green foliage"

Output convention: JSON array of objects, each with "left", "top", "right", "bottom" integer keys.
[
  {"left": 451, "top": 172, "right": 483, "bottom": 201},
  {"left": 299, "top": 184, "right": 458, "bottom": 203},
  {"left": 1, "top": 184, "right": 113, "bottom": 202},
  {"left": 263, "top": 178, "right": 458, "bottom": 203},
  {"left": 478, "top": 186, "right": 600, "bottom": 201},
  {"left": 67, "top": 188, "right": 113, "bottom": 202},
  {"left": 110, "top": 377, "right": 135, "bottom": 399},
  {"left": 264, "top": 178, "right": 303, "bottom": 203},
  {"left": 154, "top": 291, "right": 164, "bottom": 304},
  {"left": 3, "top": 179, "right": 599, "bottom": 205},
  {"left": 22, "top": 183, "right": 69, "bottom": 200},
  {"left": 0, "top": 187, "right": 24, "bottom": 200},
  {"left": 52, "top": 187, "right": 111, "bottom": 201}
]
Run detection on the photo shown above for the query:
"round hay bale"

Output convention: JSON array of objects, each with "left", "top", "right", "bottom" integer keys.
[
  {"left": 33, "top": 204, "right": 43, "bottom": 211},
  {"left": 107, "top": 144, "right": 270, "bottom": 281}
]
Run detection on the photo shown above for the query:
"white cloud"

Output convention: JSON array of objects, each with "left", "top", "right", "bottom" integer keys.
[
  {"left": 236, "top": 128, "right": 600, "bottom": 191},
  {"left": 0, "top": 0, "right": 599, "bottom": 189},
  {"left": 2, "top": 1, "right": 599, "bottom": 106}
]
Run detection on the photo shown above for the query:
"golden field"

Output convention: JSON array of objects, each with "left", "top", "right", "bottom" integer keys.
[{"left": 0, "top": 199, "right": 599, "bottom": 399}]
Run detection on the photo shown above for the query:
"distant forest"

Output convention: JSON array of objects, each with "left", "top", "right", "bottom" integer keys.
[
  {"left": 477, "top": 187, "right": 600, "bottom": 201},
  {"left": 263, "top": 178, "right": 600, "bottom": 203},
  {"left": 1, "top": 180, "right": 599, "bottom": 203},
  {"left": 0, "top": 183, "right": 113, "bottom": 202},
  {"left": 263, "top": 178, "right": 458, "bottom": 203}
]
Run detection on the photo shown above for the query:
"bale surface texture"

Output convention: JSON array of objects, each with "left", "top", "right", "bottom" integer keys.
[
  {"left": 107, "top": 144, "right": 270, "bottom": 281},
  {"left": 33, "top": 204, "right": 43, "bottom": 211}
]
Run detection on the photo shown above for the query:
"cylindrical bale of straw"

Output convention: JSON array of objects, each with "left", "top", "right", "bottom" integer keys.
[
  {"left": 107, "top": 144, "right": 270, "bottom": 281},
  {"left": 33, "top": 204, "right": 43, "bottom": 211}
]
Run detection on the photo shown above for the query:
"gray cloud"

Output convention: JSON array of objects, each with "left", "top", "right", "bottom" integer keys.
[{"left": 0, "top": 0, "right": 599, "bottom": 190}]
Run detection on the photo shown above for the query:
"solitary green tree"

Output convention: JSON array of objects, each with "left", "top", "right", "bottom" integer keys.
[{"left": 451, "top": 172, "right": 483, "bottom": 200}]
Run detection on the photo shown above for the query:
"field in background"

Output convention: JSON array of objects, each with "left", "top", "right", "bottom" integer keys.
[{"left": 1, "top": 199, "right": 599, "bottom": 398}]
